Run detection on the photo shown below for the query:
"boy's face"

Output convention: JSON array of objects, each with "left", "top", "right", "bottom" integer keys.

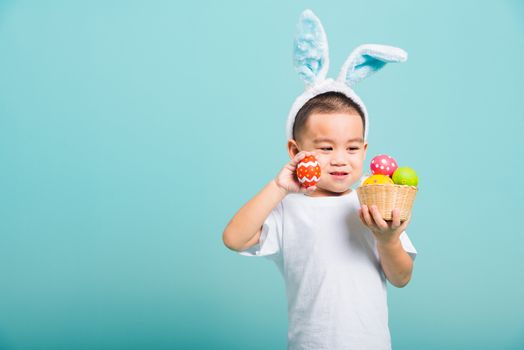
[{"left": 288, "top": 111, "right": 368, "bottom": 197}]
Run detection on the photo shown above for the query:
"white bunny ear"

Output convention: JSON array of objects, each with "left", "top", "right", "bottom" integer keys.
[
  {"left": 293, "top": 9, "right": 330, "bottom": 87},
  {"left": 337, "top": 44, "right": 407, "bottom": 87}
]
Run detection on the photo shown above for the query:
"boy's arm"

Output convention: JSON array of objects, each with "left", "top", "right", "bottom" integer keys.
[
  {"left": 222, "top": 150, "right": 318, "bottom": 252},
  {"left": 376, "top": 240, "right": 413, "bottom": 288},
  {"left": 222, "top": 179, "right": 288, "bottom": 252},
  {"left": 359, "top": 205, "right": 414, "bottom": 288}
]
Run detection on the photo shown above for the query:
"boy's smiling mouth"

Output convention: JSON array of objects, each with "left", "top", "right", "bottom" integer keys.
[{"left": 330, "top": 171, "right": 349, "bottom": 179}]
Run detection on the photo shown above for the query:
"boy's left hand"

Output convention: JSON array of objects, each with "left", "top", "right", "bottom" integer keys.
[{"left": 358, "top": 205, "right": 411, "bottom": 245}]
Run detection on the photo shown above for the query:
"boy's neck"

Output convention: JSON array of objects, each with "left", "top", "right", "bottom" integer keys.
[{"left": 304, "top": 188, "right": 353, "bottom": 197}]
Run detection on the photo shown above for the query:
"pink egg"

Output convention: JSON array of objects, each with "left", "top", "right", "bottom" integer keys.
[{"left": 370, "top": 154, "right": 398, "bottom": 176}]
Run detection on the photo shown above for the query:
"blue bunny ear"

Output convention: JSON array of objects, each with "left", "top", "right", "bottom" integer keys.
[
  {"left": 337, "top": 44, "right": 407, "bottom": 87},
  {"left": 293, "top": 9, "right": 330, "bottom": 86}
]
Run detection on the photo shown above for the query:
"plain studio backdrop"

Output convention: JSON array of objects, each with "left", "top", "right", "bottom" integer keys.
[{"left": 1, "top": 1, "right": 523, "bottom": 349}]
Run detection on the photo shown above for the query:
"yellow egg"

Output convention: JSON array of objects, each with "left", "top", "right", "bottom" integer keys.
[{"left": 363, "top": 174, "right": 394, "bottom": 186}]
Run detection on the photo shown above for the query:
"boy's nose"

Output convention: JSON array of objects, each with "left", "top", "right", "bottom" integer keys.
[{"left": 330, "top": 155, "right": 348, "bottom": 166}]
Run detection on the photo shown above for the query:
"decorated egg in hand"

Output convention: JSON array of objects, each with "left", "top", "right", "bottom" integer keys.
[
  {"left": 370, "top": 154, "right": 398, "bottom": 176},
  {"left": 297, "top": 155, "right": 321, "bottom": 188},
  {"left": 363, "top": 174, "right": 394, "bottom": 186},
  {"left": 392, "top": 167, "right": 418, "bottom": 186}
]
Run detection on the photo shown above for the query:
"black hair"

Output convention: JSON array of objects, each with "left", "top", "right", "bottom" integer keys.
[{"left": 292, "top": 91, "right": 365, "bottom": 142}]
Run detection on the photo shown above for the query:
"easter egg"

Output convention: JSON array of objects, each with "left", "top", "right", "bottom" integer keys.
[
  {"left": 362, "top": 174, "right": 394, "bottom": 186},
  {"left": 297, "top": 155, "right": 321, "bottom": 188},
  {"left": 370, "top": 154, "right": 398, "bottom": 176},
  {"left": 392, "top": 167, "right": 418, "bottom": 186}
]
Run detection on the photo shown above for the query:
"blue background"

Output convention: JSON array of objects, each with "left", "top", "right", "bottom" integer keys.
[{"left": 1, "top": 0, "right": 523, "bottom": 349}]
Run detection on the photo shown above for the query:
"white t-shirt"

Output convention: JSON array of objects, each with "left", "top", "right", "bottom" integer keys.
[{"left": 238, "top": 190, "right": 417, "bottom": 350}]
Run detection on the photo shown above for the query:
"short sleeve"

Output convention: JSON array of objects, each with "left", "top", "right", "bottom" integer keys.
[
  {"left": 238, "top": 201, "right": 283, "bottom": 258},
  {"left": 399, "top": 231, "right": 417, "bottom": 261}
]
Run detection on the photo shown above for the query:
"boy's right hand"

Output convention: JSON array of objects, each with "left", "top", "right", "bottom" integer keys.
[{"left": 274, "top": 151, "right": 318, "bottom": 194}]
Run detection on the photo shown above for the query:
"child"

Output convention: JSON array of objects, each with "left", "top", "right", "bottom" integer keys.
[{"left": 222, "top": 10, "right": 417, "bottom": 350}]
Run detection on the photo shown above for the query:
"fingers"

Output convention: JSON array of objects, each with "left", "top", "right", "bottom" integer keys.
[
  {"left": 369, "top": 205, "right": 388, "bottom": 230},
  {"left": 398, "top": 212, "right": 411, "bottom": 231},
  {"left": 305, "top": 185, "right": 317, "bottom": 193},
  {"left": 284, "top": 151, "right": 308, "bottom": 173},
  {"left": 292, "top": 151, "right": 306, "bottom": 164},
  {"left": 358, "top": 207, "right": 366, "bottom": 225},
  {"left": 361, "top": 205, "right": 376, "bottom": 229},
  {"left": 362, "top": 205, "right": 411, "bottom": 236},
  {"left": 391, "top": 208, "right": 401, "bottom": 230},
  {"left": 290, "top": 150, "right": 317, "bottom": 165},
  {"left": 298, "top": 184, "right": 317, "bottom": 193},
  {"left": 362, "top": 205, "right": 389, "bottom": 231}
]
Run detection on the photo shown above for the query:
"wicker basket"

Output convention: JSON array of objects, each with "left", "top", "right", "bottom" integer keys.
[{"left": 356, "top": 184, "right": 418, "bottom": 221}]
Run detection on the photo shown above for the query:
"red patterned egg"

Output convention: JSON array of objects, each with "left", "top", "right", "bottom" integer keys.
[
  {"left": 297, "top": 155, "right": 321, "bottom": 188},
  {"left": 370, "top": 154, "right": 398, "bottom": 176}
]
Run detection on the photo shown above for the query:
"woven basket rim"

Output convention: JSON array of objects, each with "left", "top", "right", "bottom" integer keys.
[
  {"left": 357, "top": 184, "right": 418, "bottom": 191},
  {"left": 358, "top": 183, "right": 417, "bottom": 188}
]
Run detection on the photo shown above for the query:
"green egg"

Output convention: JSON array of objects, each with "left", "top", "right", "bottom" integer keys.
[{"left": 392, "top": 167, "right": 418, "bottom": 186}]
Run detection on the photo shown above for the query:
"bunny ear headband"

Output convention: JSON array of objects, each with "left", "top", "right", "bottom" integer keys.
[{"left": 286, "top": 9, "right": 408, "bottom": 142}]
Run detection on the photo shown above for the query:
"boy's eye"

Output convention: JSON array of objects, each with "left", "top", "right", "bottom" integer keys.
[{"left": 318, "top": 147, "right": 359, "bottom": 151}]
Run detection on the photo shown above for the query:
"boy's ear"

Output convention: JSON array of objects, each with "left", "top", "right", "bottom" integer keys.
[
  {"left": 337, "top": 44, "right": 407, "bottom": 87},
  {"left": 287, "top": 139, "right": 300, "bottom": 159},
  {"left": 293, "top": 9, "right": 330, "bottom": 87}
]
